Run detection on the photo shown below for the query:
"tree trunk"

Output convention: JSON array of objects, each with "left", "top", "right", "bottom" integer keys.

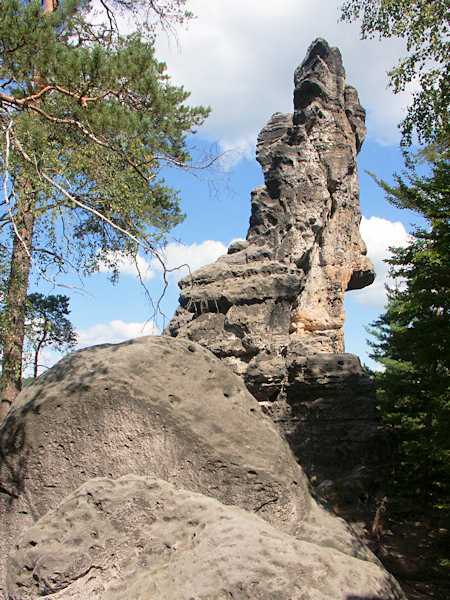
[
  {"left": 0, "top": 208, "right": 35, "bottom": 421},
  {"left": 33, "top": 329, "right": 48, "bottom": 379},
  {"left": 44, "top": 0, "right": 57, "bottom": 13},
  {"left": 0, "top": 1, "right": 56, "bottom": 421}
]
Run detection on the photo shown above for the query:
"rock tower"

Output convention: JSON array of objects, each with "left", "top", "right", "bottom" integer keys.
[{"left": 167, "top": 39, "right": 392, "bottom": 496}]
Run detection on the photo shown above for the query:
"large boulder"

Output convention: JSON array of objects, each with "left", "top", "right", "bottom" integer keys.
[
  {"left": 0, "top": 336, "right": 405, "bottom": 598},
  {"left": 7, "top": 474, "right": 404, "bottom": 600}
]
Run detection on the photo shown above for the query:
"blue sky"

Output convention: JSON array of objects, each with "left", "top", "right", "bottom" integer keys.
[{"left": 29, "top": 0, "right": 424, "bottom": 373}]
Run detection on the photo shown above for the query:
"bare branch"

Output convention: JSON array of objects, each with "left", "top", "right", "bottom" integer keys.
[{"left": 98, "top": 0, "right": 119, "bottom": 34}]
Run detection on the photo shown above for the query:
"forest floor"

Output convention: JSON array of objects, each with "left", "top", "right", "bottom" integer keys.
[
  {"left": 375, "top": 502, "right": 449, "bottom": 600},
  {"left": 343, "top": 498, "right": 450, "bottom": 599}
]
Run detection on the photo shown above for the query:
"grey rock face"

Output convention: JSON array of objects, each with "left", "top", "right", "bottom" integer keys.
[
  {"left": 0, "top": 336, "right": 405, "bottom": 598},
  {"left": 0, "top": 335, "right": 397, "bottom": 598},
  {"left": 7, "top": 474, "right": 405, "bottom": 600},
  {"left": 166, "top": 39, "right": 391, "bottom": 494}
]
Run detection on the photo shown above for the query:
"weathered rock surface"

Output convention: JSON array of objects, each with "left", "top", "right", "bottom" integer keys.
[
  {"left": 0, "top": 336, "right": 405, "bottom": 598},
  {"left": 284, "top": 354, "right": 393, "bottom": 488},
  {"left": 7, "top": 474, "right": 405, "bottom": 599},
  {"left": 166, "top": 38, "right": 391, "bottom": 496},
  {"left": 168, "top": 37, "right": 374, "bottom": 360}
]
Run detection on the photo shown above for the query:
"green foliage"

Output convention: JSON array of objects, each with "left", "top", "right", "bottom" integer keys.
[
  {"left": 340, "top": 0, "right": 449, "bottom": 146},
  {"left": 368, "top": 154, "right": 450, "bottom": 504},
  {"left": 0, "top": 0, "right": 209, "bottom": 280},
  {"left": 24, "top": 293, "right": 77, "bottom": 376},
  {"left": 0, "top": 1, "right": 210, "bottom": 407},
  {"left": 341, "top": 0, "right": 449, "bottom": 506},
  {"left": 0, "top": 291, "right": 77, "bottom": 376}
]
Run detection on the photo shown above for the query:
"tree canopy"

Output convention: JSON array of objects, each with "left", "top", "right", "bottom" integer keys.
[
  {"left": 341, "top": 0, "right": 449, "bottom": 146},
  {"left": 0, "top": 0, "right": 209, "bottom": 417},
  {"left": 1, "top": 0, "right": 209, "bottom": 278},
  {"left": 367, "top": 155, "right": 449, "bottom": 503}
]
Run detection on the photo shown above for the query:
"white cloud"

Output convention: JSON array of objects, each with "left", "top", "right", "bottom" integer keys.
[
  {"left": 155, "top": 239, "right": 228, "bottom": 282},
  {"left": 349, "top": 216, "right": 410, "bottom": 307},
  {"left": 98, "top": 252, "right": 156, "bottom": 281},
  {"left": 218, "top": 137, "right": 256, "bottom": 170},
  {"left": 98, "top": 240, "right": 229, "bottom": 284},
  {"left": 156, "top": 0, "right": 410, "bottom": 155},
  {"left": 77, "top": 319, "right": 160, "bottom": 349}
]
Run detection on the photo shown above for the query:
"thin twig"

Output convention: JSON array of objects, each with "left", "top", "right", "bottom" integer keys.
[{"left": 12, "top": 129, "right": 168, "bottom": 274}]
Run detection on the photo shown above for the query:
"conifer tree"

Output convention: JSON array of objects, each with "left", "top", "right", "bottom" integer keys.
[
  {"left": 0, "top": 0, "right": 209, "bottom": 418},
  {"left": 341, "top": 0, "right": 449, "bottom": 503},
  {"left": 25, "top": 293, "right": 77, "bottom": 378},
  {"left": 367, "top": 156, "right": 449, "bottom": 502}
]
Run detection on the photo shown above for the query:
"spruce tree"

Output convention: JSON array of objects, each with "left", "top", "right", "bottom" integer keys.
[{"left": 367, "top": 156, "right": 449, "bottom": 503}]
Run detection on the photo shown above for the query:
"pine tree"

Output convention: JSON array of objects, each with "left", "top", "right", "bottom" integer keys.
[
  {"left": 24, "top": 293, "right": 77, "bottom": 378},
  {"left": 0, "top": 0, "right": 209, "bottom": 418}
]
